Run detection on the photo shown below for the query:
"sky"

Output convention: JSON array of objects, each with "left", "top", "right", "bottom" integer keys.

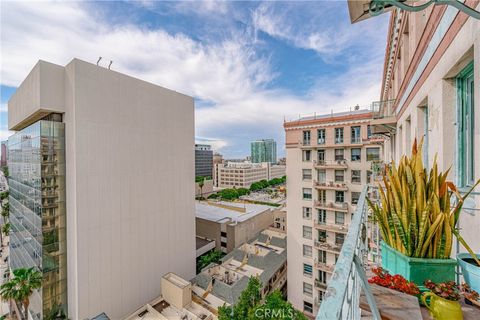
[{"left": 0, "top": 0, "right": 389, "bottom": 158}]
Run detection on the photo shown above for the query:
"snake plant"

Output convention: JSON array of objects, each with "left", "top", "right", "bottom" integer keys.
[{"left": 368, "top": 139, "right": 480, "bottom": 264}]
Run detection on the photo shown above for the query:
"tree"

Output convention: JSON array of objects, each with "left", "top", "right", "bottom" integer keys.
[
  {"left": 2, "top": 222, "right": 10, "bottom": 237},
  {"left": 198, "top": 176, "right": 205, "bottom": 199},
  {"left": 1, "top": 202, "right": 9, "bottom": 219},
  {"left": 218, "top": 189, "right": 239, "bottom": 200},
  {"left": 0, "top": 268, "right": 42, "bottom": 320},
  {"left": 1, "top": 167, "right": 8, "bottom": 178},
  {"left": 218, "top": 278, "right": 306, "bottom": 320},
  {"left": 196, "top": 250, "right": 225, "bottom": 273},
  {"left": 0, "top": 191, "right": 8, "bottom": 201},
  {"left": 236, "top": 188, "right": 250, "bottom": 197}
]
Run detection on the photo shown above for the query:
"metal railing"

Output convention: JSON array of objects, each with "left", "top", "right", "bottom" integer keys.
[
  {"left": 316, "top": 186, "right": 380, "bottom": 320},
  {"left": 371, "top": 99, "right": 396, "bottom": 119}
]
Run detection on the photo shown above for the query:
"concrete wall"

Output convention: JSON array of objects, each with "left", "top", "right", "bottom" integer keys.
[
  {"left": 195, "top": 217, "right": 222, "bottom": 252},
  {"left": 63, "top": 59, "right": 196, "bottom": 319},
  {"left": 389, "top": 6, "right": 480, "bottom": 254},
  {"left": 228, "top": 209, "right": 274, "bottom": 252}
]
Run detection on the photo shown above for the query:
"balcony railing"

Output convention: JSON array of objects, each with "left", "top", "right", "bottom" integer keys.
[
  {"left": 351, "top": 137, "right": 361, "bottom": 144},
  {"left": 314, "top": 201, "right": 348, "bottom": 212},
  {"left": 313, "top": 240, "right": 343, "bottom": 253},
  {"left": 314, "top": 221, "right": 349, "bottom": 234},
  {"left": 314, "top": 181, "right": 348, "bottom": 191},
  {"left": 314, "top": 260, "right": 335, "bottom": 273},
  {"left": 315, "top": 279, "right": 328, "bottom": 290},
  {"left": 316, "top": 186, "right": 380, "bottom": 320},
  {"left": 371, "top": 99, "right": 396, "bottom": 119},
  {"left": 313, "top": 160, "right": 348, "bottom": 169}
]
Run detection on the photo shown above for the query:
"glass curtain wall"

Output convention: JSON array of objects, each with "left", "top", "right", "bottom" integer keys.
[{"left": 8, "top": 120, "right": 67, "bottom": 319}]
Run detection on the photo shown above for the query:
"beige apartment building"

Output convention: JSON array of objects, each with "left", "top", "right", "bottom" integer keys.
[
  {"left": 195, "top": 201, "right": 274, "bottom": 253},
  {"left": 214, "top": 161, "right": 286, "bottom": 188},
  {"left": 283, "top": 109, "right": 382, "bottom": 316},
  {"left": 359, "top": 3, "right": 480, "bottom": 253},
  {"left": 7, "top": 59, "right": 196, "bottom": 320}
]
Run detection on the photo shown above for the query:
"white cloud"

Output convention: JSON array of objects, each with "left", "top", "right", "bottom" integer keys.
[{"left": 0, "top": 1, "right": 387, "bottom": 157}]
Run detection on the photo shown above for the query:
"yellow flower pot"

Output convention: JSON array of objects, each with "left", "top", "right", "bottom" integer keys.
[{"left": 421, "top": 292, "right": 463, "bottom": 320}]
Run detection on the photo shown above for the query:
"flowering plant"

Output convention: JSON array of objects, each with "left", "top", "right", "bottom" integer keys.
[
  {"left": 368, "top": 267, "right": 420, "bottom": 295},
  {"left": 424, "top": 280, "right": 479, "bottom": 301}
]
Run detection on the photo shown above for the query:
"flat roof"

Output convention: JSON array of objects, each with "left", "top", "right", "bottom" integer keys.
[{"left": 195, "top": 201, "right": 271, "bottom": 223}]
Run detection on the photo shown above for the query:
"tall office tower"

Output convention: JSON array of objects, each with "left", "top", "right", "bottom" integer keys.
[
  {"left": 7, "top": 59, "right": 196, "bottom": 320},
  {"left": 283, "top": 110, "right": 382, "bottom": 316},
  {"left": 251, "top": 139, "right": 277, "bottom": 164},
  {"left": 194, "top": 144, "right": 213, "bottom": 178}
]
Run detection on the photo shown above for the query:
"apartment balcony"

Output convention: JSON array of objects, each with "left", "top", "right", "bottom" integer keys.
[
  {"left": 314, "top": 220, "right": 349, "bottom": 234},
  {"left": 314, "top": 259, "right": 335, "bottom": 273},
  {"left": 313, "top": 160, "right": 348, "bottom": 169},
  {"left": 314, "top": 180, "right": 348, "bottom": 191},
  {"left": 314, "top": 279, "right": 328, "bottom": 290},
  {"left": 314, "top": 201, "right": 349, "bottom": 212},
  {"left": 370, "top": 99, "right": 396, "bottom": 135},
  {"left": 314, "top": 240, "right": 343, "bottom": 254},
  {"left": 350, "top": 137, "right": 361, "bottom": 144}
]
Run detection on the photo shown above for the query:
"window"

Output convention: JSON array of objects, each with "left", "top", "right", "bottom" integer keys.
[
  {"left": 335, "top": 128, "right": 344, "bottom": 144},
  {"left": 367, "top": 170, "right": 372, "bottom": 184},
  {"left": 351, "top": 126, "right": 361, "bottom": 143},
  {"left": 351, "top": 170, "right": 361, "bottom": 183},
  {"left": 220, "top": 231, "right": 227, "bottom": 237},
  {"left": 367, "top": 125, "right": 372, "bottom": 138},
  {"left": 318, "top": 290, "right": 325, "bottom": 302},
  {"left": 303, "top": 188, "right": 312, "bottom": 200},
  {"left": 317, "top": 209, "right": 326, "bottom": 224},
  {"left": 457, "top": 62, "right": 475, "bottom": 187},
  {"left": 304, "top": 264, "right": 313, "bottom": 277},
  {"left": 351, "top": 192, "right": 360, "bottom": 205},
  {"left": 318, "top": 250, "right": 327, "bottom": 263},
  {"left": 303, "top": 150, "right": 311, "bottom": 161},
  {"left": 335, "top": 191, "right": 344, "bottom": 203},
  {"left": 317, "top": 129, "right": 326, "bottom": 144},
  {"left": 303, "top": 226, "right": 312, "bottom": 239},
  {"left": 318, "top": 189, "right": 326, "bottom": 203},
  {"left": 351, "top": 148, "right": 361, "bottom": 161},
  {"left": 335, "top": 211, "right": 345, "bottom": 225},
  {"left": 221, "top": 241, "right": 227, "bottom": 248},
  {"left": 334, "top": 149, "right": 344, "bottom": 161},
  {"left": 318, "top": 271, "right": 327, "bottom": 283},
  {"left": 366, "top": 148, "right": 380, "bottom": 161},
  {"left": 318, "top": 230, "right": 327, "bottom": 242},
  {"left": 304, "top": 301, "right": 313, "bottom": 314},
  {"left": 335, "top": 233, "right": 345, "bottom": 245},
  {"left": 303, "top": 282, "right": 313, "bottom": 297},
  {"left": 317, "top": 149, "right": 325, "bottom": 162},
  {"left": 303, "top": 169, "right": 312, "bottom": 180},
  {"left": 335, "top": 170, "right": 344, "bottom": 182},
  {"left": 317, "top": 169, "right": 326, "bottom": 183},
  {"left": 303, "top": 245, "right": 312, "bottom": 257},
  {"left": 303, "top": 130, "right": 311, "bottom": 145},
  {"left": 303, "top": 207, "right": 312, "bottom": 219}
]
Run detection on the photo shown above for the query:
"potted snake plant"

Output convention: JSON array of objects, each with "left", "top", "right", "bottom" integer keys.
[{"left": 367, "top": 139, "right": 480, "bottom": 289}]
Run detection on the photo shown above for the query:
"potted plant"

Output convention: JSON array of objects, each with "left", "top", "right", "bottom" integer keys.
[
  {"left": 368, "top": 139, "right": 480, "bottom": 288},
  {"left": 421, "top": 280, "right": 479, "bottom": 319},
  {"left": 457, "top": 252, "right": 480, "bottom": 293},
  {"left": 368, "top": 267, "right": 420, "bottom": 296}
]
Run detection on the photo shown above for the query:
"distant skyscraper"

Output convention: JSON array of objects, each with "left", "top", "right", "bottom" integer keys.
[
  {"left": 195, "top": 144, "right": 213, "bottom": 178},
  {"left": 251, "top": 139, "right": 277, "bottom": 164}
]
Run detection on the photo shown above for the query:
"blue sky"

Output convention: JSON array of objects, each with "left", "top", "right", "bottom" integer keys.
[{"left": 0, "top": 1, "right": 389, "bottom": 158}]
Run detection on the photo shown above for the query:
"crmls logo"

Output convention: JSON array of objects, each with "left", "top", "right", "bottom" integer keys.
[{"left": 254, "top": 308, "right": 295, "bottom": 318}]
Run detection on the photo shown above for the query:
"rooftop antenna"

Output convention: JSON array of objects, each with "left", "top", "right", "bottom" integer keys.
[
  {"left": 108, "top": 60, "right": 113, "bottom": 70},
  {"left": 355, "top": 104, "right": 360, "bottom": 111},
  {"left": 96, "top": 57, "right": 102, "bottom": 66}
]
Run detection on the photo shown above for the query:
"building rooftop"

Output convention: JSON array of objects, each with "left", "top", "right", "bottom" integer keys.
[
  {"left": 192, "top": 228, "right": 287, "bottom": 305},
  {"left": 284, "top": 108, "right": 373, "bottom": 128},
  {"left": 195, "top": 201, "right": 272, "bottom": 224}
]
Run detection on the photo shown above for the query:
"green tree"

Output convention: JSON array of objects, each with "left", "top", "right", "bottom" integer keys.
[
  {"left": 1, "top": 167, "right": 8, "bottom": 178},
  {"left": 0, "top": 268, "right": 43, "bottom": 320},
  {"left": 198, "top": 177, "right": 205, "bottom": 199},
  {"left": 1, "top": 202, "right": 9, "bottom": 220},
  {"left": 0, "top": 191, "right": 8, "bottom": 201},
  {"left": 44, "top": 303, "right": 68, "bottom": 320},
  {"left": 196, "top": 250, "right": 225, "bottom": 273},
  {"left": 236, "top": 188, "right": 250, "bottom": 197},
  {"left": 219, "top": 189, "right": 239, "bottom": 200},
  {"left": 219, "top": 278, "right": 306, "bottom": 320}
]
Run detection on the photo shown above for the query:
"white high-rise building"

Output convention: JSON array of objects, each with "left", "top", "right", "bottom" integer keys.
[{"left": 7, "top": 59, "right": 196, "bottom": 320}]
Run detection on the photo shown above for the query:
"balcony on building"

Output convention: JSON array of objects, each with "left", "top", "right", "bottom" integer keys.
[
  {"left": 314, "top": 259, "right": 335, "bottom": 273},
  {"left": 314, "top": 200, "right": 349, "bottom": 212},
  {"left": 314, "top": 279, "right": 328, "bottom": 290},
  {"left": 314, "top": 180, "right": 348, "bottom": 191},
  {"left": 313, "top": 220, "right": 349, "bottom": 234},
  {"left": 314, "top": 238, "right": 343, "bottom": 254},
  {"left": 370, "top": 100, "right": 397, "bottom": 136},
  {"left": 313, "top": 159, "right": 348, "bottom": 169}
]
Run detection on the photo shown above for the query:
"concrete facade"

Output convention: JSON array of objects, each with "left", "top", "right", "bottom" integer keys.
[
  {"left": 283, "top": 110, "right": 382, "bottom": 315},
  {"left": 8, "top": 59, "right": 196, "bottom": 320},
  {"left": 376, "top": 4, "right": 480, "bottom": 254},
  {"left": 214, "top": 162, "right": 286, "bottom": 188},
  {"left": 195, "top": 201, "right": 274, "bottom": 253}
]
